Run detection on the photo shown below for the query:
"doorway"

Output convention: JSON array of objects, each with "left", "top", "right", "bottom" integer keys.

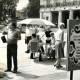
[
  {"left": 52, "top": 11, "right": 58, "bottom": 28},
  {"left": 74, "top": 10, "right": 80, "bottom": 19},
  {"left": 62, "top": 11, "right": 69, "bottom": 28}
]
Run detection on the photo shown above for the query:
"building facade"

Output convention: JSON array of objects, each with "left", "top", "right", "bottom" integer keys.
[{"left": 40, "top": 0, "right": 80, "bottom": 28}]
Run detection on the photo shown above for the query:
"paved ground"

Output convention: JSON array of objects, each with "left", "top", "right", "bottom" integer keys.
[{"left": 0, "top": 30, "right": 80, "bottom": 80}]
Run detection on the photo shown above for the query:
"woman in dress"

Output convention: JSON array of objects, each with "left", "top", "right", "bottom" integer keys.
[{"left": 54, "top": 23, "right": 65, "bottom": 68}]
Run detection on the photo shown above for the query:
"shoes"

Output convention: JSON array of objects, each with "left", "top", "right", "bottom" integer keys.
[
  {"left": 4, "top": 70, "right": 11, "bottom": 72},
  {"left": 54, "top": 64, "right": 63, "bottom": 69},
  {"left": 12, "top": 70, "right": 17, "bottom": 73},
  {"left": 4, "top": 69, "right": 18, "bottom": 73},
  {"left": 56, "top": 65, "right": 63, "bottom": 69},
  {"left": 25, "top": 49, "right": 30, "bottom": 53},
  {"left": 30, "top": 57, "right": 35, "bottom": 59}
]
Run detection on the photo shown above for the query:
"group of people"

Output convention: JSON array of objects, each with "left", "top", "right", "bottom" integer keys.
[
  {"left": 2, "top": 22, "right": 65, "bottom": 73},
  {"left": 25, "top": 23, "right": 65, "bottom": 68}
]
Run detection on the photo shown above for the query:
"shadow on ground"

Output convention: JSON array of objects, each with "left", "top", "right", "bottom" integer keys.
[
  {"left": 33, "top": 58, "right": 66, "bottom": 70},
  {"left": 40, "top": 71, "right": 68, "bottom": 80},
  {"left": 34, "top": 57, "right": 66, "bottom": 65},
  {"left": 16, "top": 71, "right": 40, "bottom": 79}
]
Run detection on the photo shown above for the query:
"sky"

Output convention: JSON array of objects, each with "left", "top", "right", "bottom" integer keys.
[{"left": 16, "top": 0, "right": 29, "bottom": 11}]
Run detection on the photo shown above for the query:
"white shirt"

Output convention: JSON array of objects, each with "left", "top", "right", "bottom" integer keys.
[
  {"left": 26, "top": 28, "right": 33, "bottom": 36},
  {"left": 55, "top": 29, "right": 63, "bottom": 41},
  {"left": 8, "top": 29, "right": 17, "bottom": 39},
  {"left": 7, "top": 29, "right": 19, "bottom": 44}
]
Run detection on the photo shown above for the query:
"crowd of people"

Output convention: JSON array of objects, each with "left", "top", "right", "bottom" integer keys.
[{"left": 2, "top": 22, "right": 65, "bottom": 73}]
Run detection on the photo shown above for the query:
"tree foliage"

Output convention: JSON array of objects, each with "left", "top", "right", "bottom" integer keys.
[
  {"left": 0, "top": 0, "right": 19, "bottom": 22},
  {"left": 0, "top": 0, "right": 5, "bottom": 21},
  {"left": 27, "top": 0, "right": 40, "bottom": 18}
]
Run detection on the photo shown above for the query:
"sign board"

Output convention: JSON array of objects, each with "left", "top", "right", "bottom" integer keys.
[{"left": 67, "top": 19, "right": 80, "bottom": 71}]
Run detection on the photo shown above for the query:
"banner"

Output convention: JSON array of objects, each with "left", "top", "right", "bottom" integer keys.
[{"left": 67, "top": 19, "right": 80, "bottom": 71}]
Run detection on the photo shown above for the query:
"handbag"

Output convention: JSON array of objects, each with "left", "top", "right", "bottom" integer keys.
[{"left": 1, "top": 36, "right": 7, "bottom": 43}]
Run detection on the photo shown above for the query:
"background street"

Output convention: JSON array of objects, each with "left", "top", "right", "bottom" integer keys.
[{"left": 0, "top": 30, "right": 80, "bottom": 80}]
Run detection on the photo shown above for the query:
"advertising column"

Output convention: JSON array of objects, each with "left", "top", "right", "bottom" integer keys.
[{"left": 67, "top": 19, "right": 80, "bottom": 71}]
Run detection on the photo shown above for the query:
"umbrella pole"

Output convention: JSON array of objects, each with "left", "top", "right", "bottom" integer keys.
[{"left": 40, "top": 34, "right": 45, "bottom": 39}]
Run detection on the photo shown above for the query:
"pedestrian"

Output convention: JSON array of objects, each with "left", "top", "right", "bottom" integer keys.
[
  {"left": 45, "top": 26, "right": 52, "bottom": 44},
  {"left": 50, "top": 32, "right": 55, "bottom": 45},
  {"left": 25, "top": 25, "right": 33, "bottom": 53},
  {"left": 3, "top": 22, "right": 21, "bottom": 73},
  {"left": 47, "top": 32, "right": 55, "bottom": 60},
  {"left": 33, "top": 26, "right": 39, "bottom": 34},
  {"left": 36, "top": 35, "right": 44, "bottom": 54},
  {"left": 44, "top": 26, "right": 52, "bottom": 54},
  {"left": 54, "top": 22, "right": 64, "bottom": 68}
]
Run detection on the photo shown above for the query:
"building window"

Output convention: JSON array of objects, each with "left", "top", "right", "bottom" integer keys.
[{"left": 46, "top": 17, "right": 48, "bottom": 20}]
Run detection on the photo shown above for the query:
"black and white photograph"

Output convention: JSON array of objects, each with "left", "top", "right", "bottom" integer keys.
[{"left": 0, "top": 0, "right": 80, "bottom": 80}]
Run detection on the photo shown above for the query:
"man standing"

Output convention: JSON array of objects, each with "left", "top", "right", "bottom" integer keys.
[{"left": 4, "top": 22, "right": 20, "bottom": 73}]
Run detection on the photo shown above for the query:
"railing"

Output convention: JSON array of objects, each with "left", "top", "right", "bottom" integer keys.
[{"left": 40, "top": 1, "right": 80, "bottom": 8}]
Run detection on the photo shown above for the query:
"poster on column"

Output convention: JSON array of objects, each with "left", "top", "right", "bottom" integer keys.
[{"left": 67, "top": 19, "right": 80, "bottom": 71}]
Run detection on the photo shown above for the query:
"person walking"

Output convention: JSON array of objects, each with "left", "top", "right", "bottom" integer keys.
[
  {"left": 54, "top": 23, "right": 64, "bottom": 68},
  {"left": 3, "top": 22, "right": 20, "bottom": 73}
]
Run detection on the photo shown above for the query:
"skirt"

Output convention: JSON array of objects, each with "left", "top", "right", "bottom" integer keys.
[{"left": 55, "top": 41, "right": 64, "bottom": 59}]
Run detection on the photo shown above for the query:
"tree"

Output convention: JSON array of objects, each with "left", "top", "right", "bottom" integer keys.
[
  {"left": 0, "top": 0, "right": 19, "bottom": 23},
  {"left": 27, "top": 0, "right": 40, "bottom": 18},
  {"left": 0, "top": 0, "right": 5, "bottom": 21}
]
